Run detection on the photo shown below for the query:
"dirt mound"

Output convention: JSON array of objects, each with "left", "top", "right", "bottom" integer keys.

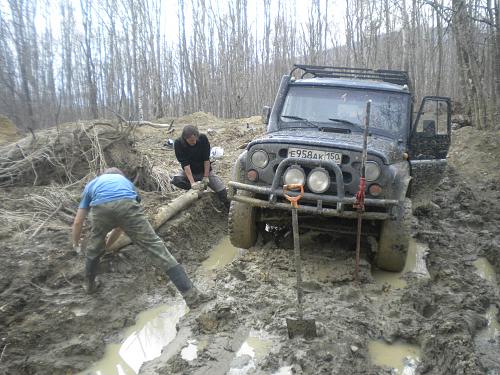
[
  {"left": 157, "top": 111, "right": 220, "bottom": 127},
  {"left": 0, "top": 115, "right": 21, "bottom": 145},
  {"left": 448, "top": 127, "right": 500, "bottom": 185}
]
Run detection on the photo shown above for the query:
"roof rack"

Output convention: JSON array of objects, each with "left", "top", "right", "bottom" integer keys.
[{"left": 291, "top": 64, "right": 410, "bottom": 86}]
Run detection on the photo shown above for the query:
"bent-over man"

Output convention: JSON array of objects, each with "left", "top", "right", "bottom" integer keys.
[{"left": 72, "top": 167, "right": 211, "bottom": 309}]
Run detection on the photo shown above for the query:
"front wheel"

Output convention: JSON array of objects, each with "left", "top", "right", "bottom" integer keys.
[
  {"left": 228, "top": 191, "right": 257, "bottom": 249},
  {"left": 375, "top": 198, "right": 412, "bottom": 272}
]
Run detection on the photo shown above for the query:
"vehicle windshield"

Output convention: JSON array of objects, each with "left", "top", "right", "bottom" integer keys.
[{"left": 280, "top": 85, "right": 410, "bottom": 138}]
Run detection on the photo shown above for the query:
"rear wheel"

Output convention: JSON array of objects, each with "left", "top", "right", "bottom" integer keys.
[
  {"left": 228, "top": 191, "right": 257, "bottom": 249},
  {"left": 375, "top": 198, "right": 412, "bottom": 272}
]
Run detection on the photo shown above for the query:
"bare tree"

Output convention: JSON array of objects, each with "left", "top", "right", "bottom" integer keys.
[{"left": 0, "top": 0, "right": 497, "bottom": 131}]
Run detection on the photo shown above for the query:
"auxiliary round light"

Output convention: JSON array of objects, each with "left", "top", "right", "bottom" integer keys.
[
  {"left": 247, "top": 169, "right": 258, "bottom": 182},
  {"left": 251, "top": 150, "right": 269, "bottom": 168},
  {"left": 368, "top": 183, "right": 382, "bottom": 196},
  {"left": 365, "top": 161, "right": 381, "bottom": 181},
  {"left": 283, "top": 166, "right": 306, "bottom": 186},
  {"left": 307, "top": 168, "right": 330, "bottom": 193}
]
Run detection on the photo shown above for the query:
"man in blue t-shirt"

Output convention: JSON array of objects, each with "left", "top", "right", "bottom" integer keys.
[{"left": 72, "top": 167, "right": 211, "bottom": 308}]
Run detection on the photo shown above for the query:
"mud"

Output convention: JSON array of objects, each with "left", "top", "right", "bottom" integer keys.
[{"left": 0, "top": 121, "right": 499, "bottom": 375}]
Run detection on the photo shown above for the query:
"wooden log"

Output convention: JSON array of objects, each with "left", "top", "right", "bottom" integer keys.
[
  {"left": 93, "top": 120, "right": 174, "bottom": 129},
  {"left": 107, "top": 190, "right": 202, "bottom": 252}
]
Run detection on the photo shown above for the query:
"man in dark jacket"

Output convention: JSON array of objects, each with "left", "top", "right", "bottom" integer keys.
[
  {"left": 172, "top": 125, "right": 229, "bottom": 206},
  {"left": 72, "top": 167, "right": 211, "bottom": 309}
]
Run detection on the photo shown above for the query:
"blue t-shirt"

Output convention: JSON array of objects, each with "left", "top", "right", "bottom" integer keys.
[{"left": 79, "top": 173, "right": 139, "bottom": 209}]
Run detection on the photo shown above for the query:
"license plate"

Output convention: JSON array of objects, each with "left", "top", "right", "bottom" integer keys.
[{"left": 288, "top": 148, "right": 342, "bottom": 164}]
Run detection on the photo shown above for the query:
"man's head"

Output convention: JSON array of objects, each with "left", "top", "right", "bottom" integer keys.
[
  {"left": 182, "top": 125, "right": 199, "bottom": 146},
  {"left": 101, "top": 167, "right": 125, "bottom": 176}
]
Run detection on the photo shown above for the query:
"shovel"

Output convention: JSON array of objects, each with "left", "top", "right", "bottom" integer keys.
[{"left": 283, "top": 183, "right": 317, "bottom": 339}]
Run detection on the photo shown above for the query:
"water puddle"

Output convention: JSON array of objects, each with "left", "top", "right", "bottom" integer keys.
[
  {"left": 80, "top": 300, "right": 187, "bottom": 375},
  {"left": 273, "top": 366, "right": 293, "bottom": 375},
  {"left": 473, "top": 257, "right": 497, "bottom": 285},
  {"left": 368, "top": 340, "right": 421, "bottom": 373},
  {"left": 71, "top": 307, "right": 90, "bottom": 317},
  {"left": 484, "top": 305, "right": 500, "bottom": 340},
  {"left": 476, "top": 304, "right": 500, "bottom": 342},
  {"left": 475, "top": 305, "right": 500, "bottom": 373},
  {"left": 201, "top": 236, "right": 240, "bottom": 271},
  {"left": 227, "top": 329, "right": 274, "bottom": 375},
  {"left": 372, "top": 268, "right": 408, "bottom": 289},
  {"left": 372, "top": 239, "right": 430, "bottom": 289},
  {"left": 180, "top": 339, "right": 198, "bottom": 361}
]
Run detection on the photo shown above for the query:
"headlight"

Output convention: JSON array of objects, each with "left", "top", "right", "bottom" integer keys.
[
  {"left": 251, "top": 150, "right": 269, "bottom": 168},
  {"left": 307, "top": 168, "right": 330, "bottom": 193},
  {"left": 365, "top": 161, "right": 381, "bottom": 181},
  {"left": 283, "top": 166, "right": 306, "bottom": 186}
]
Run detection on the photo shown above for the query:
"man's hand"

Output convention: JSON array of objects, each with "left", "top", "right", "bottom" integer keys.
[
  {"left": 191, "top": 181, "right": 205, "bottom": 191},
  {"left": 202, "top": 176, "right": 209, "bottom": 188},
  {"left": 73, "top": 243, "right": 82, "bottom": 255}
]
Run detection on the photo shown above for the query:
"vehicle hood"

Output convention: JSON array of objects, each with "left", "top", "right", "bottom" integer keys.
[{"left": 248, "top": 129, "right": 405, "bottom": 164}]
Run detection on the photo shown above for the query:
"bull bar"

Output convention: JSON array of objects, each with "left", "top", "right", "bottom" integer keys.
[{"left": 228, "top": 157, "right": 399, "bottom": 220}]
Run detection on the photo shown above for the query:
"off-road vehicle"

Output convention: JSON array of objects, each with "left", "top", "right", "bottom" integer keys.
[{"left": 228, "top": 65, "right": 451, "bottom": 271}]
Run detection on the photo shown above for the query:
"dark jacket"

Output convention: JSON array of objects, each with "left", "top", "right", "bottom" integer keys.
[{"left": 174, "top": 134, "right": 211, "bottom": 175}]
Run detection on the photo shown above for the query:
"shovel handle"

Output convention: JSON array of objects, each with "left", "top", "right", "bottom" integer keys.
[{"left": 283, "top": 184, "right": 304, "bottom": 208}]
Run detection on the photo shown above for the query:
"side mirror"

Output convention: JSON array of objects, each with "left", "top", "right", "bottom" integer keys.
[{"left": 261, "top": 106, "right": 271, "bottom": 125}]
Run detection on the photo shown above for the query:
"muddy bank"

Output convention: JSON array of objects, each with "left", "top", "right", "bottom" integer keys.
[{"left": 0, "top": 122, "right": 499, "bottom": 375}]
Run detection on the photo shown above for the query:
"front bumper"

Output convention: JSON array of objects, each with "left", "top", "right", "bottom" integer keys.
[{"left": 228, "top": 156, "right": 399, "bottom": 220}]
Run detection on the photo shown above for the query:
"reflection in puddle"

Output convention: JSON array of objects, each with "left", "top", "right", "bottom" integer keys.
[
  {"left": 372, "top": 269, "right": 407, "bottom": 289},
  {"left": 483, "top": 305, "right": 500, "bottom": 341},
  {"left": 473, "top": 257, "right": 497, "bottom": 285},
  {"left": 372, "top": 239, "right": 430, "bottom": 289},
  {"left": 273, "top": 366, "right": 293, "bottom": 375},
  {"left": 201, "top": 236, "right": 240, "bottom": 271},
  {"left": 227, "top": 329, "right": 274, "bottom": 375},
  {"left": 368, "top": 340, "right": 421, "bottom": 373},
  {"left": 81, "top": 301, "right": 187, "bottom": 375},
  {"left": 475, "top": 305, "right": 500, "bottom": 373},
  {"left": 181, "top": 340, "right": 198, "bottom": 361},
  {"left": 71, "top": 307, "right": 89, "bottom": 317}
]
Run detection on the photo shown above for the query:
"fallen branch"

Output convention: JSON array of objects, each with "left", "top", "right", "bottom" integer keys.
[
  {"left": 0, "top": 344, "right": 7, "bottom": 363},
  {"left": 30, "top": 203, "right": 63, "bottom": 239},
  {"left": 108, "top": 190, "right": 202, "bottom": 253},
  {"left": 61, "top": 272, "right": 77, "bottom": 287},
  {"left": 93, "top": 120, "right": 174, "bottom": 129}
]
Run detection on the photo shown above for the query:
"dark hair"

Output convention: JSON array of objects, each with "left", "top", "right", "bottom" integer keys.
[
  {"left": 181, "top": 125, "right": 199, "bottom": 145},
  {"left": 101, "top": 167, "right": 125, "bottom": 176}
]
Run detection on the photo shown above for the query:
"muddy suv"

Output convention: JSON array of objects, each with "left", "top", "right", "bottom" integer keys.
[{"left": 228, "top": 65, "right": 451, "bottom": 271}]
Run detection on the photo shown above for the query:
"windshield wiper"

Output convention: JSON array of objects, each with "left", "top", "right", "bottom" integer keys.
[
  {"left": 281, "top": 115, "right": 321, "bottom": 129},
  {"left": 328, "top": 118, "right": 365, "bottom": 132}
]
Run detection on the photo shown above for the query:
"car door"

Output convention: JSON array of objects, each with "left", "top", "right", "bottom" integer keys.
[{"left": 408, "top": 96, "right": 451, "bottom": 202}]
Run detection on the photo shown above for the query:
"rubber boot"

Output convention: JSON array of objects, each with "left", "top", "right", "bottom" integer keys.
[
  {"left": 166, "top": 264, "right": 213, "bottom": 309},
  {"left": 84, "top": 257, "right": 100, "bottom": 294},
  {"left": 216, "top": 189, "right": 230, "bottom": 211}
]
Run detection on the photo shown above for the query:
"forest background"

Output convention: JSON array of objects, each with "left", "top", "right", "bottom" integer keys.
[{"left": 0, "top": 0, "right": 499, "bottom": 135}]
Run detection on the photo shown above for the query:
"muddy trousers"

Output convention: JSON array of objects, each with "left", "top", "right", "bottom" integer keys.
[{"left": 85, "top": 199, "right": 192, "bottom": 293}]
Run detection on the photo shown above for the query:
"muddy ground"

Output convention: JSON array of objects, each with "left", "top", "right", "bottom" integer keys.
[{"left": 0, "top": 116, "right": 499, "bottom": 375}]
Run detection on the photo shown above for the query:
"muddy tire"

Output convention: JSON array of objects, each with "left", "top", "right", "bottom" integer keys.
[
  {"left": 375, "top": 198, "right": 412, "bottom": 272},
  {"left": 228, "top": 191, "right": 257, "bottom": 249}
]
